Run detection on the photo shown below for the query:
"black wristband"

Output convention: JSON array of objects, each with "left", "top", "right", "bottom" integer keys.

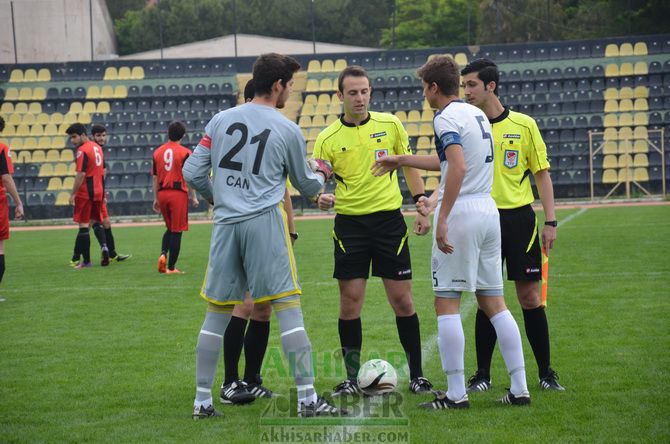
[
  {"left": 412, "top": 193, "right": 427, "bottom": 204},
  {"left": 289, "top": 232, "right": 299, "bottom": 240},
  {"left": 544, "top": 220, "right": 558, "bottom": 227}
]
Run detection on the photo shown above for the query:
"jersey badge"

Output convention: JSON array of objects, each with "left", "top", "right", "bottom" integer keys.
[
  {"left": 370, "top": 131, "right": 387, "bottom": 138},
  {"left": 504, "top": 149, "right": 519, "bottom": 169},
  {"left": 374, "top": 149, "right": 388, "bottom": 160}
]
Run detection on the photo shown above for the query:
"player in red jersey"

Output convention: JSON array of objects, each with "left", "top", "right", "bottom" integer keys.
[
  {"left": 152, "top": 121, "right": 199, "bottom": 274},
  {"left": 67, "top": 123, "right": 107, "bottom": 269},
  {"left": 0, "top": 116, "right": 25, "bottom": 301}
]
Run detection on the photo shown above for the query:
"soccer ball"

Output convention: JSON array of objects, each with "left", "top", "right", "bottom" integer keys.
[{"left": 357, "top": 359, "right": 398, "bottom": 395}]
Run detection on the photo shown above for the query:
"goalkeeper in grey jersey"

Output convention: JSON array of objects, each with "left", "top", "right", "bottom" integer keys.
[{"left": 184, "top": 53, "right": 344, "bottom": 419}]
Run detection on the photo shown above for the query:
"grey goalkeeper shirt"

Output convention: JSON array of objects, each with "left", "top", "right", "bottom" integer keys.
[{"left": 183, "top": 102, "right": 324, "bottom": 224}]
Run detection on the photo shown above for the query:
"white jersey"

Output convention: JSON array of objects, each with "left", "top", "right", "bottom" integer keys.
[{"left": 433, "top": 100, "right": 494, "bottom": 202}]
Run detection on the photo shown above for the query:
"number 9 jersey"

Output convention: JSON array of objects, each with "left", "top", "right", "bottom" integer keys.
[
  {"left": 152, "top": 141, "right": 193, "bottom": 192},
  {"left": 75, "top": 140, "right": 106, "bottom": 201}
]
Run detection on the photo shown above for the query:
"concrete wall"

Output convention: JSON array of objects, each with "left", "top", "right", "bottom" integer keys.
[{"left": 0, "top": 0, "right": 116, "bottom": 64}]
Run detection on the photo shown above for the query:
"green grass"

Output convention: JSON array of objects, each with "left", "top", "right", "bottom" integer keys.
[{"left": 1, "top": 205, "right": 669, "bottom": 443}]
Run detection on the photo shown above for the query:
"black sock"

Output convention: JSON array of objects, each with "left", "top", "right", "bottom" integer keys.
[
  {"left": 396, "top": 313, "right": 423, "bottom": 379},
  {"left": 243, "top": 319, "right": 271, "bottom": 384},
  {"left": 92, "top": 223, "right": 107, "bottom": 249},
  {"left": 161, "top": 230, "right": 170, "bottom": 255},
  {"left": 223, "top": 316, "right": 247, "bottom": 385},
  {"left": 474, "top": 308, "right": 497, "bottom": 378},
  {"left": 168, "top": 231, "right": 182, "bottom": 270},
  {"left": 0, "top": 254, "right": 5, "bottom": 283},
  {"left": 338, "top": 318, "right": 362, "bottom": 381},
  {"left": 76, "top": 228, "right": 91, "bottom": 263},
  {"left": 72, "top": 232, "right": 80, "bottom": 262},
  {"left": 105, "top": 228, "right": 116, "bottom": 256},
  {"left": 523, "top": 306, "right": 551, "bottom": 378}
]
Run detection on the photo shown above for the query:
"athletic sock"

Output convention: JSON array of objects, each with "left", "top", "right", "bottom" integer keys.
[
  {"left": 72, "top": 232, "right": 81, "bottom": 262},
  {"left": 474, "top": 308, "right": 496, "bottom": 378},
  {"left": 490, "top": 310, "right": 528, "bottom": 395},
  {"left": 0, "top": 254, "right": 5, "bottom": 283},
  {"left": 161, "top": 230, "right": 170, "bottom": 256},
  {"left": 168, "top": 231, "right": 182, "bottom": 270},
  {"left": 243, "top": 319, "right": 271, "bottom": 384},
  {"left": 104, "top": 228, "right": 117, "bottom": 257},
  {"left": 437, "top": 314, "right": 466, "bottom": 401},
  {"left": 523, "top": 306, "right": 551, "bottom": 378},
  {"left": 396, "top": 313, "right": 423, "bottom": 379},
  {"left": 195, "top": 309, "right": 231, "bottom": 403},
  {"left": 76, "top": 228, "right": 91, "bottom": 263},
  {"left": 338, "top": 318, "right": 362, "bottom": 381},
  {"left": 223, "top": 316, "right": 247, "bottom": 385},
  {"left": 92, "top": 222, "right": 107, "bottom": 249}
]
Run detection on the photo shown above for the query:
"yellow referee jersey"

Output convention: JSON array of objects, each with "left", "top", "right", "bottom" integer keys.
[
  {"left": 313, "top": 112, "right": 412, "bottom": 215},
  {"left": 490, "top": 107, "right": 550, "bottom": 209}
]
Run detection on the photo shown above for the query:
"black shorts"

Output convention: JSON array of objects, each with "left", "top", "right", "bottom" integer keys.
[
  {"left": 332, "top": 209, "right": 412, "bottom": 280},
  {"left": 499, "top": 204, "right": 541, "bottom": 281}
]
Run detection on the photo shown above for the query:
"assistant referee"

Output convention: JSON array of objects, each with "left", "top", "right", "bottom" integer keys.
[{"left": 313, "top": 65, "right": 433, "bottom": 396}]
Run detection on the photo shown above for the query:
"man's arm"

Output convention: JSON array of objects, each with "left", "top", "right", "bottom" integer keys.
[
  {"left": 189, "top": 186, "right": 199, "bottom": 208},
  {"left": 435, "top": 146, "right": 466, "bottom": 254},
  {"left": 69, "top": 172, "right": 85, "bottom": 205},
  {"left": 534, "top": 168, "right": 557, "bottom": 253},
  {"left": 282, "top": 188, "right": 297, "bottom": 244},
  {"left": 2, "top": 174, "right": 23, "bottom": 219},
  {"left": 402, "top": 165, "right": 431, "bottom": 236},
  {"left": 152, "top": 175, "right": 160, "bottom": 213},
  {"left": 183, "top": 146, "right": 213, "bottom": 204},
  {"left": 371, "top": 154, "right": 441, "bottom": 175}
]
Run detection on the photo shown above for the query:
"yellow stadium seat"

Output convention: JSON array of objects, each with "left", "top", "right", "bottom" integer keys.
[
  {"left": 7, "top": 114, "right": 21, "bottom": 126},
  {"left": 617, "top": 140, "right": 632, "bottom": 154},
  {"left": 16, "top": 151, "right": 30, "bottom": 163},
  {"left": 305, "top": 140, "right": 315, "bottom": 155},
  {"left": 395, "top": 111, "right": 407, "bottom": 123},
  {"left": 604, "top": 100, "right": 618, "bottom": 113},
  {"left": 633, "top": 42, "right": 648, "bottom": 56},
  {"left": 303, "top": 94, "right": 317, "bottom": 106},
  {"left": 78, "top": 113, "right": 91, "bottom": 124},
  {"left": 619, "top": 43, "right": 633, "bottom": 57},
  {"left": 633, "top": 86, "right": 648, "bottom": 98},
  {"left": 633, "top": 126, "right": 647, "bottom": 140},
  {"left": 117, "top": 66, "right": 132, "bottom": 80},
  {"left": 52, "top": 136, "right": 66, "bottom": 148},
  {"left": 46, "top": 149, "right": 60, "bottom": 162},
  {"left": 602, "top": 169, "right": 618, "bottom": 184},
  {"left": 455, "top": 52, "right": 468, "bottom": 66},
  {"left": 407, "top": 110, "right": 421, "bottom": 122},
  {"left": 604, "top": 44, "right": 619, "bottom": 57},
  {"left": 14, "top": 103, "right": 28, "bottom": 113},
  {"left": 633, "top": 61, "right": 648, "bottom": 75},
  {"left": 0, "top": 103, "right": 13, "bottom": 114},
  {"left": 23, "top": 69, "right": 37, "bottom": 82},
  {"left": 425, "top": 177, "right": 440, "bottom": 191},
  {"left": 633, "top": 112, "right": 648, "bottom": 126},
  {"left": 15, "top": 124, "right": 30, "bottom": 136},
  {"left": 32, "top": 150, "right": 47, "bottom": 163},
  {"left": 617, "top": 168, "right": 632, "bottom": 182},
  {"left": 98, "top": 85, "right": 113, "bottom": 98},
  {"left": 67, "top": 163, "right": 76, "bottom": 175},
  {"left": 633, "top": 98, "right": 648, "bottom": 111},
  {"left": 62, "top": 176, "right": 74, "bottom": 189},
  {"left": 319, "top": 78, "right": 334, "bottom": 92},
  {"left": 307, "top": 128, "right": 321, "bottom": 141},
  {"left": 301, "top": 103, "right": 315, "bottom": 116},
  {"left": 307, "top": 60, "right": 321, "bottom": 73},
  {"left": 47, "top": 177, "right": 62, "bottom": 191},
  {"left": 334, "top": 59, "right": 347, "bottom": 71},
  {"left": 405, "top": 123, "right": 419, "bottom": 137},
  {"left": 82, "top": 102, "right": 97, "bottom": 114},
  {"left": 37, "top": 68, "right": 51, "bottom": 82},
  {"left": 87, "top": 86, "right": 101, "bottom": 100},
  {"left": 633, "top": 153, "right": 648, "bottom": 168},
  {"left": 417, "top": 136, "right": 432, "bottom": 149},
  {"left": 69, "top": 102, "right": 83, "bottom": 114},
  {"left": 421, "top": 110, "right": 434, "bottom": 122},
  {"left": 4, "top": 88, "right": 18, "bottom": 101},
  {"left": 113, "top": 85, "right": 127, "bottom": 98},
  {"left": 419, "top": 123, "right": 433, "bottom": 136},
  {"left": 618, "top": 113, "right": 633, "bottom": 127},
  {"left": 602, "top": 140, "right": 618, "bottom": 155},
  {"left": 632, "top": 140, "right": 648, "bottom": 153},
  {"left": 31, "top": 124, "right": 44, "bottom": 137},
  {"left": 3, "top": 125, "right": 15, "bottom": 136},
  {"left": 312, "top": 104, "right": 327, "bottom": 116},
  {"left": 305, "top": 79, "right": 319, "bottom": 93},
  {"left": 97, "top": 101, "right": 110, "bottom": 113},
  {"left": 56, "top": 191, "right": 70, "bottom": 206},
  {"left": 130, "top": 66, "right": 145, "bottom": 80},
  {"left": 603, "top": 114, "right": 618, "bottom": 127},
  {"left": 325, "top": 114, "right": 338, "bottom": 125},
  {"left": 618, "top": 127, "right": 633, "bottom": 140},
  {"left": 619, "top": 63, "right": 633, "bottom": 76},
  {"left": 9, "top": 69, "right": 23, "bottom": 83},
  {"left": 59, "top": 123, "right": 70, "bottom": 135},
  {"left": 321, "top": 59, "right": 335, "bottom": 72},
  {"left": 618, "top": 99, "right": 633, "bottom": 112},
  {"left": 28, "top": 102, "right": 42, "bottom": 114},
  {"left": 62, "top": 113, "right": 77, "bottom": 125},
  {"left": 60, "top": 150, "right": 74, "bottom": 162},
  {"left": 103, "top": 66, "right": 118, "bottom": 80},
  {"left": 32, "top": 87, "right": 46, "bottom": 100},
  {"left": 21, "top": 114, "right": 35, "bottom": 125},
  {"left": 633, "top": 167, "right": 649, "bottom": 182},
  {"left": 23, "top": 137, "right": 37, "bottom": 150},
  {"left": 311, "top": 115, "right": 326, "bottom": 128},
  {"left": 605, "top": 64, "right": 619, "bottom": 77},
  {"left": 317, "top": 93, "right": 331, "bottom": 105},
  {"left": 54, "top": 163, "right": 68, "bottom": 176},
  {"left": 43, "top": 123, "right": 58, "bottom": 136},
  {"left": 9, "top": 138, "right": 23, "bottom": 150},
  {"left": 603, "top": 154, "right": 618, "bottom": 169},
  {"left": 327, "top": 103, "right": 340, "bottom": 114},
  {"left": 604, "top": 88, "right": 618, "bottom": 100},
  {"left": 298, "top": 116, "right": 312, "bottom": 128},
  {"left": 37, "top": 137, "right": 51, "bottom": 149},
  {"left": 19, "top": 87, "right": 32, "bottom": 100},
  {"left": 619, "top": 87, "right": 633, "bottom": 100}
]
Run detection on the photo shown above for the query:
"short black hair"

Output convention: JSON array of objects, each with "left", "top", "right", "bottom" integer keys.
[
  {"left": 66, "top": 123, "right": 87, "bottom": 136},
  {"left": 0, "top": 116, "right": 4, "bottom": 133},
  {"left": 252, "top": 53, "right": 301, "bottom": 96},
  {"left": 243, "top": 79, "right": 255, "bottom": 102},
  {"left": 461, "top": 58, "right": 499, "bottom": 95},
  {"left": 168, "top": 121, "right": 186, "bottom": 142},
  {"left": 91, "top": 124, "right": 106, "bottom": 135},
  {"left": 416, "top": 55, "right": 460, "bottom": 97},
  {"left": 337, "top": 65, "right": 369, "bottom": 93}
]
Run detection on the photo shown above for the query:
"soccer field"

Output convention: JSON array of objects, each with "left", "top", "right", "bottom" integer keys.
[{"left": 1, "top": 204, "right": 669, "bottom": 443}]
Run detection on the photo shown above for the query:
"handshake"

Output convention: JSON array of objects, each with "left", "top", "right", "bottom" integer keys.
[{"left": 308, "top": 158, "right": 333, "bottom": 182}]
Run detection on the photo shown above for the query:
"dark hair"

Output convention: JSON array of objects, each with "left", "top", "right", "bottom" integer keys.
[
  {"left": 252, "top": 53, "right": 301, "bottom": 96},
  {"left": 337, "top": 65, "right": 369, "bottom": 92},
  {"left": 461, "top": 58, "right": 499, "bottom": 95},
  {"left": 66, "top": 123, "right": 87, "bottom": 136},
  {"left": 416, "top": 55, "right": 460, "bottom": 97},
  {"left": 168, "top": 121, "right": 186, "bottom": 141},
  {"left": 91, "top": 124, "right": 106, "bottom": 135},
  {"left": 243, "top": 79, "right": 255, "bottom": 102},
  {"left": 0, "top": 116, "right": 4, "bottom": 133}
]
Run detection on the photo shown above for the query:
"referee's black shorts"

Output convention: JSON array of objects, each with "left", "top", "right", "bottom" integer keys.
[
  {"left": 332, "top": 209, "right": 412, "bottom": 280},
  {"left": 499, "top": 204, "right": 542, "bottom": 281}
]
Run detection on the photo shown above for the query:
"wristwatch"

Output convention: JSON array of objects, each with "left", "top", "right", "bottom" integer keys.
[
  {"left": 544, "top": 220, "right": 558, "bottom": 227},
  {"left": 290, "top": 232, "right": 299, "bottom": 240}
]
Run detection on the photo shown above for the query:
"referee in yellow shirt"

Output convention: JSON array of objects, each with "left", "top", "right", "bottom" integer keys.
[
  {"left": 461, "top": 59, "right": 564, "bottom": 391},
  {"left": 313, "top": 65, "right": 433, "bottom": 396}
]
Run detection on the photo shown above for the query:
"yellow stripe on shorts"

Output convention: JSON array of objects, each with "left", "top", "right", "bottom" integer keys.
[
  {"left": 396, "top": 229, "right": 409, "bottom": 256},
  {"left": 332, "top": 230, "right": 346, "bottom": 252},
  {"left": 526, "top": 215, "right": 538, "bottom": 253},
  {"left": 273, "top": 298, "right": 302, "bottom": 312}
]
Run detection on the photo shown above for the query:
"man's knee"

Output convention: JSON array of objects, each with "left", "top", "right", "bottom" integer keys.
[
  {"left": 251, "top": 302, "right": 272, "bottom": 321},
  {"left": 515, "top": 281, "right": 541, "bottom": 309}
]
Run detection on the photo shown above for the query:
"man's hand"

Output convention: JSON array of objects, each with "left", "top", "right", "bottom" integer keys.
[
  {"left": 413, "top": 212, "right": 431, "bottom": 236},
  {"left": 69, "top": 194, "right": 75, "bottom": 206},
  {"left": 152, "top": 199, "right": 160, "bottom": 214},
  {"left": 317, "top": 193, "right": 336, "bottom": 211},
  {"left": 370, "top": 155, "right": 401, "bottom": 177},
  {"left": 435, "top": 219, "right": 454, "bottom": 254},
  {"left": 416, "top": 195, "right": 436, "bottom": 217},
  {"left": 14, "top": 203, "right": 24, "bottom": 220},
  {"left": 542, "top": 225, "right": 556, "bottom": 255},
  {"left": 191, "top": 196, "right": 199, "bottom": 208},
  {"left": 308, "top": 158, "right": 333, "bottom": 181}
]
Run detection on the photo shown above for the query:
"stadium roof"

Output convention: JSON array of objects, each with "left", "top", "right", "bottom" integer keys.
[{"left": 120, "top": 33, "right": 377, "bottom": 60}]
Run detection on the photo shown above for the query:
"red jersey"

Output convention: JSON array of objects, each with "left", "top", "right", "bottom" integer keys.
[
  {"left": 0, "top": 143, "right": 15, "bottom": 195},
  {"left": 152, "top": 141, "right": 192, "bottom": 192},
  {"left": 75, "top": 140, "right": 105, "bottom": 201}
]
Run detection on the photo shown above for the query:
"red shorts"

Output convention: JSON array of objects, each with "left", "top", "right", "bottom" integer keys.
[
  {"left": 101, "top": 199, "right": 109, "bottom": 220},
  {"left": 0, "top": 193, "right": 9, "bottom": 240},
  {"left": 158, "top": 189, "right": 189, "bottom": 232},
  {"left": 73, "top": 196, "right": 103, "bottom": 224}
]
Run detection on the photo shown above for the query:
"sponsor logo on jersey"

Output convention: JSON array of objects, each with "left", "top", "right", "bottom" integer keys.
[
  {"left": 504, "top": 149, "right": 519, "bottom": 168},
  {"left": 451, "top": 279, "right": 466, "bottom": 283},
  {"left": 370, "top": 131, "right": 387, "bottom": 138},
  {"left": 375, "top": 149, "right": 389, "bottom": 160},
  {"left": 503, "top": 133, "right": 521, "bottom": 139}
]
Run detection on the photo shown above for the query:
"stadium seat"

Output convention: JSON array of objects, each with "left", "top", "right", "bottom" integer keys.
[
  {"left": 619, "top": 63, "right": 633, "bottom": 76},
  {"left": 605, "top": 43, "right": 619, "bottom": 57},
  {"left": 633, "top": 42, "right": 648, "bottom": 56},
  {"left": 307, "top": 60, "right": 321, "bottom": 73},
  {"left": 104, "top": 67, "right": 118, "bottom": 80},
  {"left": 605, "top": 64, "right": 619, "bottom": 77},
  {"left": 602, "top": 169, "right": 618, "bottom": 184},
  {"left": 117, "top": 66, "right": 132, "bottom": 80},
  {"left": 37, "top": 68, "right": 51, "bottom": 82},
  {"left": 619, "top": 42, "right": 634, "bottom": 57},
  {"left": 9, "top": 69, "right": 23, "bottom": 83},
  {"left": 633, "top": 167, "right": 649, "bottom": 182},
  {"left": 131, "top": 66, "right": 145, "bottom": 80}
]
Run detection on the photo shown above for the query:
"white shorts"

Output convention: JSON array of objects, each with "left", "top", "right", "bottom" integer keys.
[{"left": 432, "top": 194, "right": 503, "bottom": 297}]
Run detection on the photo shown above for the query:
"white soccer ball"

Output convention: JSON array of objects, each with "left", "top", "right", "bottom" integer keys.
[{"left": 357, "top": 359, "right": 398, "bottom": 395}]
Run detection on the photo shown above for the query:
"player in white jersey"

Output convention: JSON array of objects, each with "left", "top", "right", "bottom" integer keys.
[
  {"left": 371, "top": 55, "right": 530, "bottom": 408},
  {"left": 183, "top": 53, "right": 344, "bottom": 419}
]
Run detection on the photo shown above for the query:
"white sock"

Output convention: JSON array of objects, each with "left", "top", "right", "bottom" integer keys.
[
  {"left": 437, "top": 314, "right": 466, "bottom": 401},
  {"left": 194, "top": 397, "right": 213, "bottom": 409},
  {"left": 490, "top": 310, "right": 528, "bottom": 395}
]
